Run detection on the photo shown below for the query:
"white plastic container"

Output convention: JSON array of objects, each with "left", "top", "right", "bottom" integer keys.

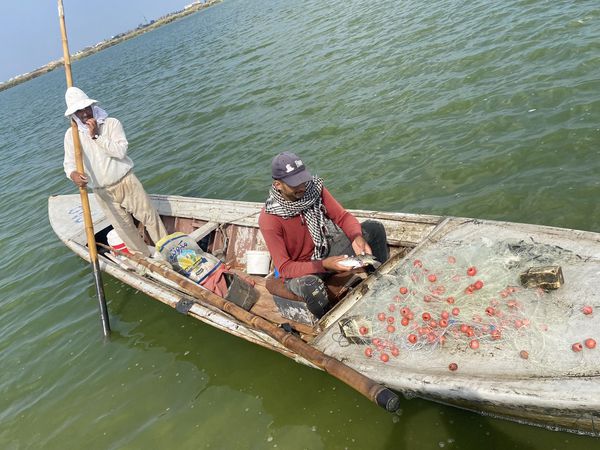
[
  {"left": 107, "top": 229, "right": 130, "bottom": 255},
  {"left": 246, "top": 250, "right": 271, "bottom": 275}
]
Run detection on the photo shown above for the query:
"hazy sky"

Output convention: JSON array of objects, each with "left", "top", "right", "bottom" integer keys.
[{"left": 0, "top": 0, "right": 195, "bottom": 82}]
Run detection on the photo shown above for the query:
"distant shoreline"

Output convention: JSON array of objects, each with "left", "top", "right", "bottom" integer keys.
[{"left": 0, "top": 0, "right": 221, "bottom": 93}]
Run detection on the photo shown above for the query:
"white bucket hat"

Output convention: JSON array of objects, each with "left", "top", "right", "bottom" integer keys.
[{"left": 64, "top": 87, "right": 97, "bottom": 116}]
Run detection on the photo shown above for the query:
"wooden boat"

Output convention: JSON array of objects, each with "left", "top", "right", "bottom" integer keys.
[{"left": 48, "top": 193, "right": 600, "bottom": 436}]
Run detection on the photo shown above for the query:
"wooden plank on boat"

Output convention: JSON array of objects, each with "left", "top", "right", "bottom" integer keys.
[
  {"left": 225, "top": 225, "right": 269, "bottom": 271},
  {"left": 152, "top": 195, "right": 262, "bottom": 227},
  {"left": 189, "top": 221, "right": 219, "bottom": 241}
]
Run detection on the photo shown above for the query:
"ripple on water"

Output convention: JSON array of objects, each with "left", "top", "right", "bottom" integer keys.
[{"left": 1, "top": 0, "right": 599, "bottom": 448}]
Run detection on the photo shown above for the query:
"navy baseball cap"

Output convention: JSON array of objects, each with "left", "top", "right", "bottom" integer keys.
[{"left": 271, "top": 152, "right": 312, "bottom": 186}]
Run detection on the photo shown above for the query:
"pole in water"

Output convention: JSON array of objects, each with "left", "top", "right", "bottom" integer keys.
[
  {"left": 92, "top": 260, "right": 110, "bottom": 337},
  {"left": 58, "top": 0, "right": 110, "bottom": 337}
]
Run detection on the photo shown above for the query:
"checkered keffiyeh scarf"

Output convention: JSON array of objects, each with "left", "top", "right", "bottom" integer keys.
[{"left": 265, "top": 176, "right": 329, "bottom": 259}]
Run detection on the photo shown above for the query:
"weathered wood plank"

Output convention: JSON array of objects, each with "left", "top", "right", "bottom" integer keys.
[{"left": 189, "top": 221, "right": 219, "bottom": 241}]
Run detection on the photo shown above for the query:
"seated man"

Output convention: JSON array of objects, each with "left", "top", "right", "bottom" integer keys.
[{"left": 258, "top": 152, "right": 388, "bottom": 319}]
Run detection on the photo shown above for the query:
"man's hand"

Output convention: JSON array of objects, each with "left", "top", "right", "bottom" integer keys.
[
  {"left": 69, "top": 171, "right": 88, "bottom": 188},
  {"left": 322, "top": 255, "right": 352, "bottom": 272},
  {"left": 85, "top": 118, "right": 99, "bottom": 139},
  {"left": 352, "top": 235, "right": 372, "bottom": 256}
]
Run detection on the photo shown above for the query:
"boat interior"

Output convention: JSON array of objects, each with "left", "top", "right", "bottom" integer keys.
[{"left": 94, "top": 212, "right": 419, "bottom": 338}]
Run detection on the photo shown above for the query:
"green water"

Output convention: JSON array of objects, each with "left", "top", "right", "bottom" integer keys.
[{"left": 1, "top": 0, "right": 599, "bottom": 448}]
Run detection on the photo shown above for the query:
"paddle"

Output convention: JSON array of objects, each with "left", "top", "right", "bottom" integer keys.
[
  {"left": 58, "top": 0, "right": 110, "bottom": 337},
  {"left": 100, "top": 243, "right": 400, "bottom": 412}
]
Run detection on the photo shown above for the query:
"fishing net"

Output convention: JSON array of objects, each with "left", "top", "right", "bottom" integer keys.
[{"left": 319, "top": 220, "right": 600, "bottom": 377}]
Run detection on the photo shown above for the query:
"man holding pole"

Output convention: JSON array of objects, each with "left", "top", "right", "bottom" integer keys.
[{"left": 63, "top": 87, "right": 167, "bottom": 256}]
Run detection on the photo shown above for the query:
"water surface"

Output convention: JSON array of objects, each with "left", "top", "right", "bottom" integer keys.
[{"left": 1, "top": 0, "right": 599, "bottom": 448}]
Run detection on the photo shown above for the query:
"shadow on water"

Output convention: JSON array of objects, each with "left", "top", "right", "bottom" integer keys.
[
  {"left": 385, "top": 398, "right": 536, "bottom": 450},
  {"left": 384, "top": 394, "right": 595, "bottom": 450}
]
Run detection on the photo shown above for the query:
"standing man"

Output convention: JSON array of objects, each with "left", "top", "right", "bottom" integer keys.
[
  {"left": 259, "top": 152, "right": 388, "bottom": 318},
  {"left": 63, "top": 87, "right": 167, "bottom": 256}
]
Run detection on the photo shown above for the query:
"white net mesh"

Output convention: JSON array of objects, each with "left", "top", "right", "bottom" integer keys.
[{"left": 320, "top": 221, "right": 600, "bottom": 377}]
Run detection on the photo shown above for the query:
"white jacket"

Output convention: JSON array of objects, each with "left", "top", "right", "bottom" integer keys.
[{"left": 63, "top": 117, "right": 134, "bottom": 188}]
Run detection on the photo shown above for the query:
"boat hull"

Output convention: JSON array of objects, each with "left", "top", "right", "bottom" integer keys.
[{"left": 49, "top": 194, "right": 600, "bottom": 436}]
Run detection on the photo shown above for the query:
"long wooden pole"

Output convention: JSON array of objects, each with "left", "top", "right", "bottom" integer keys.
[
  {"left": 101, "top": 244, "right": 400, "bottom": 412},
  {"left": 58, "top": 0, "right": 110, "bottom": 337}
]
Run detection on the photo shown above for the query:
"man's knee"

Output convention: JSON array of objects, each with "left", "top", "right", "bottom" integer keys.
[
  {"left": 361, "top": 220, "right": 389, "bottom": 262},
  {"left": 361, "top": 219, "right": 385, "bottom": 238},
  {"left": 285, "top": 275, "right": 330, "bottom": 318}
]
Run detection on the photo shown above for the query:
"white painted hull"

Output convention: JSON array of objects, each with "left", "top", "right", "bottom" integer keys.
[{"left": 49, "top": 194, "right": 600, "bottom": 436}]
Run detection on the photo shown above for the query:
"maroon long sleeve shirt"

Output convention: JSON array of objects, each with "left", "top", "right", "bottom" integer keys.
[{"left": 258, "top": 188, "right": 362, "bottom": 280}]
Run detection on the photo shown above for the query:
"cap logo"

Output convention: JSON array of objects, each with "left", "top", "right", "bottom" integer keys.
[{"left": 285, "top": 159, "right": 303, "bottom": 173}]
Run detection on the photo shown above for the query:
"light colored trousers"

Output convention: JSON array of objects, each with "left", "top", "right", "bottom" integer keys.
[{"left": 94, "top": 172, "right": 167, "bottom": 256}]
